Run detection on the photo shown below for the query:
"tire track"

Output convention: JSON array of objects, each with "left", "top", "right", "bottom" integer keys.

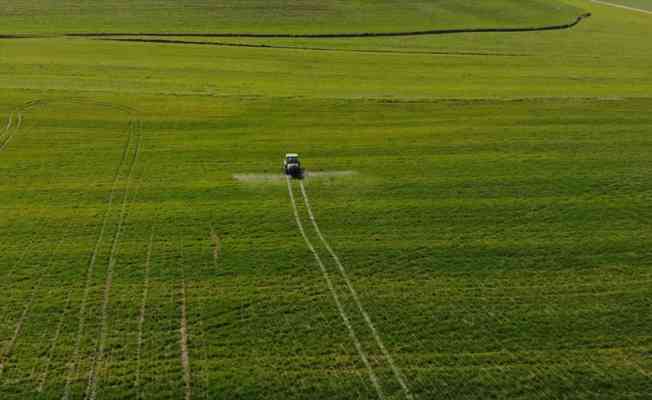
[
  {"left": 85, "top": 123, "right": 142, "bottom": 400},
  {"left": 0, "top": 235, "right": 42, "bottom": 326},
  {"left": 3, "top": 100, "right": 131, "bottom": 158},
  {"left": 0, "top": 112, "right": 13, "bottom": 138},
  {"left": 179, "top": 280, "right": 192, "bottom": 400},
  {"left": 37, "top": 290, "right": 73, "bottom": 392},
  {"left": 0, "top": 237, "right": 64, "bottom": 377},
  {"left": 298, "top": 180, "right": 413, "bottom": 400},
  {"left": 0, "top": 98, "right": 138, "bottom": 397},
  {"left": 0, "top": 111, "right": 21, "bottom": 152},
  {"left": 175, "top": 210, "right": 193, "bottom": 400},
  {"left": 0, "top": 292, "right": 34, "bottom": 377},
  {"left": 195, "top": 225, "right": 215, "bottom": 400},
  {"left": 286, "top": 177, "right": 385, "bottom": 400},
  {"left": 135, "top": 229, "right": 154, "bottom": 400},
  {"left": 194, "top": 292, "right": 210, "bottom": 400},
  {"left": 63, "top": 122, "right": 134, "bottom": 400},
  {"left": 0, "top": 224, "right": 50, "bottom": 369}
]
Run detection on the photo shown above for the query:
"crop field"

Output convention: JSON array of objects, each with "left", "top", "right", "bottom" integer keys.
[
  {"left": 0, "top": 0, "right": 651, "bottom": 399},
  {"left": 0, "top": 0, "right": 583, "bottom": 35}
]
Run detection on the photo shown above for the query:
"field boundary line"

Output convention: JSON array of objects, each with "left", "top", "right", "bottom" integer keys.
[
  {"left": 135, "top": 229, "right": 154, "bottom": 399},
  {"left": 590, "top": 0, "right": 652, "bottom": 14},
  {"left": 298, "top": 180, "right": 413, "bottom": 400},
  {"left": 287, "top": 177, "right": 385, "bottom": 400},
  {"left": 85, "top": 124, "right": 142, "bottom": 400},
  {"left": 65, "top": 13, "right": 590, "bottom": 38},
  {"left": 63, "top": 123, "right": 134, "bottom": 400}
]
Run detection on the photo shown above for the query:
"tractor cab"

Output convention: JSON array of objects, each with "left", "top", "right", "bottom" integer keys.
[{"left": 283, "top": 153, "right": 303, "bottom": 178}]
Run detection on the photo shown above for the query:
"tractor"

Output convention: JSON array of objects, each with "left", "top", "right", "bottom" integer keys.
[{"left": 283, "top": 153, "right": 303, "bottom": 178}]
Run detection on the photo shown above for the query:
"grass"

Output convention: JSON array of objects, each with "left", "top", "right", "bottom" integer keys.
[{"left": 1, "top": 0, "right": 651, "bottom": 399}]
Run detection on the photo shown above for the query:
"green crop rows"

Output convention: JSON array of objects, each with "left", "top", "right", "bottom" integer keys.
[{"left": 0, "top": 0, "right": 651, "bottom": 399}]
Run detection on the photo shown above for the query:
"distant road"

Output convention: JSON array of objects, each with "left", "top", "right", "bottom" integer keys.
[{"left": 590, "top": 0, "right": 652, "bottom": 14}]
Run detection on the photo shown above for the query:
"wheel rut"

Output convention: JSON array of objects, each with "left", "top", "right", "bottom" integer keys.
[
  {"left": 286, "top": 177, "right": 386, "bottom": 400},
  {"left": 298, "top": 180, "right": 413, "bottom": 399},
  {"left": 85, "top": 122, "right": 143, "bottom": 400}
]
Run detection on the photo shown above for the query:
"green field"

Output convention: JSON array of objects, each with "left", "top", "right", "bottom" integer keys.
[
  {"left": 1, "top": 0, "right": 651, "bottom": 399},
  {"left": 0, "top": 0, "right": 582, "bottom": 35}
]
